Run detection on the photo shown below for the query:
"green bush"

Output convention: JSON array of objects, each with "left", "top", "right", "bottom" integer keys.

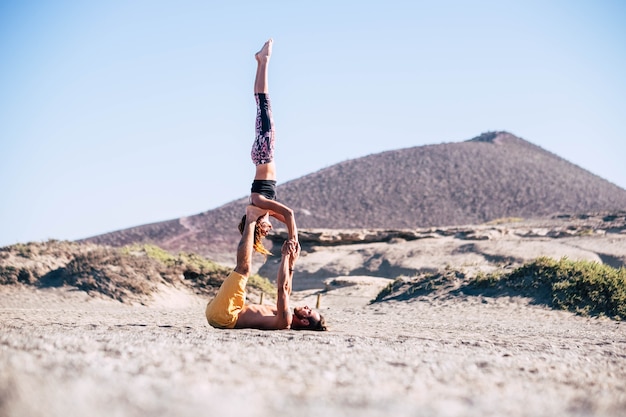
[
  {"left": 372, "top": 257, "right": 626, "bottom": 320},
  {"left": 471, "top": 257, "right": 626, "bottom": 320}
]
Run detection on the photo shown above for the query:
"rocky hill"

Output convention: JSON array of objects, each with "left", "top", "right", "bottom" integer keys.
[{"left": 82, "top": 131, "right": 626, "bottom": 263}]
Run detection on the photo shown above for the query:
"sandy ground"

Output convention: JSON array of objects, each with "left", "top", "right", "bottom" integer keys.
[{"left": 1, "top": 277, "right": 624, "bottom": 417}]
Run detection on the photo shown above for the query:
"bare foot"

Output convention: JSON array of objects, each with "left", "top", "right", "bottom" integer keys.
[
  {"left": 255, "top": 39, "right": 273, "bottom": 62},
  {"left": 246, "top": 205, "right": 268, "bottom": 221}
]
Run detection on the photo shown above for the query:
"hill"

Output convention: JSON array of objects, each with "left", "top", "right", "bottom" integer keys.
[{"left": 82, "top": 131, "right": 626, "bottom": 262}]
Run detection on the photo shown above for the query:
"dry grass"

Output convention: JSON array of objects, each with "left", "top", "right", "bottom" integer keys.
[{"left": 0, "top": 241, "right": 275, "bottom": 303}]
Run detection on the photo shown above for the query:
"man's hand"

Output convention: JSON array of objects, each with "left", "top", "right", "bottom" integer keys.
[
  {"left": 281, "top": 240, "right": 295, "bottom": 256},
  {"left": 282, "top": 239, "right": 299, "bottom": 255},
  {"left": 281, "top": 239, "right": 300, "bottom": 270},
  {"left": 289, "top": 240, "right": 300, "bottom": 270}
]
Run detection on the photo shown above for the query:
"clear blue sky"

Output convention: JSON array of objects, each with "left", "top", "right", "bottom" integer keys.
[{"left": 1, "top": 0, "right": 625, "bottom": 247}]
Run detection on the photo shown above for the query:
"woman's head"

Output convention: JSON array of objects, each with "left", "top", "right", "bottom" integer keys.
[
  {"left": 238, "top": 213, "right": 273, "bottom": 256},
  {"left": 256, "top": 212, "right": 273, "bottom": 236}
]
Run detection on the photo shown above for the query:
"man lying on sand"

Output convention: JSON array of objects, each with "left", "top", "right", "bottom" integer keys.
[{"left": 206, "top": 205, "right": 326, "bottom": 331}]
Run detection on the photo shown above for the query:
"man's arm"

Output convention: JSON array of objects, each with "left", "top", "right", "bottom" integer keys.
[{"left": 274, "top": 241, "right": 294, "bottom": 327}]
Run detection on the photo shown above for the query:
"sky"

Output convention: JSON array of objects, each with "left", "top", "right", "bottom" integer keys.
[{"left": 1, "top": 0, "right": 625, "bottom": 247}]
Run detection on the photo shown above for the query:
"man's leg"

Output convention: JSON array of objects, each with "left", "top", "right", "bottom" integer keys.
[
  {"left": 234, "top": 205, "right": 267, "bottom": 275},
  {"left": 206, "top": 205, "right": 267, "bottom": 328}
]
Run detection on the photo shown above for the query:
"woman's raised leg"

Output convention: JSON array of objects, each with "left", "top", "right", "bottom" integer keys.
[
  {"left": 251, "top": 39, "right": 276, "bottom": 169},
  {"left": 254, "top": 39, "right": 272, "bottom": 94}
]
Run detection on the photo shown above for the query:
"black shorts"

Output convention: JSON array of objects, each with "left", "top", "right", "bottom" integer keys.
[{"left": 251, "top": 179, "right": 277, "bottom": 200}]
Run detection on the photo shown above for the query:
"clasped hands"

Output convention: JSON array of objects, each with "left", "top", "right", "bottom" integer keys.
[{"left": 281, "top": 238, "right": 300, "bottom": 261}]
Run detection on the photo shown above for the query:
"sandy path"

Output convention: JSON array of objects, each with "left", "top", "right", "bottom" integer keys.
[{"left": 1, "top": 282, "right": 625, "bottom": 417}]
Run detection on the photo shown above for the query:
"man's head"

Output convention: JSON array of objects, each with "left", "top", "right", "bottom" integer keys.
[{"left": 291, "top": 305, "right": 327, "bottom": 331}]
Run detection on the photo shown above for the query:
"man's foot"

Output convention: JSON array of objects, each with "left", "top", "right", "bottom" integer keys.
[
  {"left": 255, "top": 39, "right": 273, "bottom": 63},
  {"left": 246, "top": 204, "right": 268, "bottom": 222}
]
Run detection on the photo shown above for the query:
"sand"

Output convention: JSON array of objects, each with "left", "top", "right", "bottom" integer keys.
[{"left": 1, "top": 276, "right": 624, "bottom": 417}]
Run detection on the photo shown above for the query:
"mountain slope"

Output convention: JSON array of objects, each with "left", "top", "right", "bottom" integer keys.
[{"left": 83, "top": 132, "right": 626, "bottom": 262}]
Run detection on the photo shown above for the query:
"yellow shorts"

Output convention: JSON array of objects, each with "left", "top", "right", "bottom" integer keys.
[{"left": 205, "top": 271, "right": 248, "bottom": 329}]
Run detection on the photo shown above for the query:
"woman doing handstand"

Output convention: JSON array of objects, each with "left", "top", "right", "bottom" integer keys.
[{"left": 239, "top": 39, "right": 298, "bottom": 256}]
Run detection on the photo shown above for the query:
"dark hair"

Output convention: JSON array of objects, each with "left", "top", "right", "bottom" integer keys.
[
  {"left": 238, "top": 214, "right": 272, "bottom": 256},
  {"left": 293, "top": 313, "right": 327, "bottom": 331},
  {"left": 310, "top": 314, "right": 327, "bottom": 331}
]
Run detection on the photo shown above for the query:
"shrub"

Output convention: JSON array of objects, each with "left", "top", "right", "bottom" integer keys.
[
  {"left": 470, "top": 257, "right": 626, "bottom": 320},
  {"left": 0, "top": 241, "right": 276, "bottom": 302},
  {"left": 58, "top": 246, "right": 165, "bottom": 302},
  {"left": 120, "top": 244, "right": 275, "bottom": 297},
  {"left": 372, "top": 257, "right": 626, "bottom": 320},
  {"left": 371, "top": 278, "right": 405, "bottom": 303},
  {"left": 0, "top": 266, "right": 19, "bottom": 285}
]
